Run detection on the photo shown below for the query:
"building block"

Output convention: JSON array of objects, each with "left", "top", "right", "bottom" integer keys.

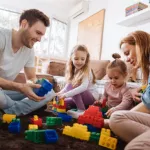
[
  {"left": 46, "top": 117, "right": 62, "bottom": 126},
  {"left": 28, "top": 124, "right": 38, "bottom": 130},
  {"left": 8, "top": 119, "right": 21, "bottom": 133},
  {"left": 63, "top": 123, "right": 91, "bottom": 141},
  {"left": 25, "top": 129, "right": 58, "bottom": 144},
  {"left": 52, "top": 97, "right": 66, "bottom": 113},
  {"left": 90, "top": 132, "right": 100, "bottom": 143},
  {"left": 3, "top": 114, "right": 16, "bottom": 123},
  {"left": 45, "top": 130, "right": 58, "bottom": 143},
  {"left": 85, "top": 124, "right": 100, "bottom": 132},
  {"left": 33, "top": 78, "right": 53, "bottom": 96},
  {"left": 57, "top": 113, "right": 72, "bottom": 122},
  {"left": 99, "top": 134, "right": 118, "bottom": 150},
  {"left": 78, "top": 105, "right": 104, "bottom": 128},
  {"left": 101, "top": 128, "right": 111, "bottom": 136},
  {"left": 30, "top": 115, "right": 43, "bottom": 127}
]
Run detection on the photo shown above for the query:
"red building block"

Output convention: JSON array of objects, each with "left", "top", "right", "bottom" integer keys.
[{"left": 30, "top": 116, "right": 43, "bottom": 127}]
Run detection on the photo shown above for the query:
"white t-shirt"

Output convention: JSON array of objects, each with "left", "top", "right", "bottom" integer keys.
[{"left": 0, "top": 28, "right": 35, "bottom": 81}]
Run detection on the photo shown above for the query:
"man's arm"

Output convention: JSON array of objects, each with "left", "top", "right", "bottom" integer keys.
[{"left": 24, "top": 67, "right": 37, "bottom": 83}]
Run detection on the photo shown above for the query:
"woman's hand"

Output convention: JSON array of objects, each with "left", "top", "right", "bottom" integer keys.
[
  {"left": 20, "top": 83, "right": 45, "bottom": 101},
  {"left": 130, "top": 88, "right": 142, "bottom": 102}
]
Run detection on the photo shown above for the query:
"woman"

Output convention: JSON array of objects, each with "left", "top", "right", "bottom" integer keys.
[{"left": 109, "top": 30, "right": 150, "bottom": 150}]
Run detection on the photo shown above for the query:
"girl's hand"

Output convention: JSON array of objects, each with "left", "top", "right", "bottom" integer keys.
[
  {"left": 130, "top": 88, "right": 142, "bottom": 102},
  {"left": 57, "top": 93, "right": 66, "bottom": 99},
  {"left": 94, "top": 100, "right": 102, "bottom": 106},
  {"left": 105, "top": 108, "right": 115, "bottom": 117}
]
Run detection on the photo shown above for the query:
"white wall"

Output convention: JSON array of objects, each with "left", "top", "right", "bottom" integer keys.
[{"left": 68, "top": 0, "right": 150, "bottom": 60}]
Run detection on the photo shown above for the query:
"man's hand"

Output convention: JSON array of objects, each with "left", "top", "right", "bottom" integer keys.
[
  {"left": 93, "top": 100, "right": 102, "bottom": 106},
  {"left": 20, "top": 83, "right": 45, "bottom": 101},
  {"left": 130, "top": 88, "right": 142, "bottom": 102}
]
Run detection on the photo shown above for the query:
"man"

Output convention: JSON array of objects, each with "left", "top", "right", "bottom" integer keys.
[{"left": 0, "top": 9, "right": 55, "bottom": 116}]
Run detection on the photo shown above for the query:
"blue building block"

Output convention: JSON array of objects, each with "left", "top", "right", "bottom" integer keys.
[
  {"left": 8, "top": 120, "right": 21, "bottom": 133},
  {"left": 57, "top": 113, "right": 72, "bottom": 122},
  {"left": 45, "top": 129, "right": 58, "bottom": 143},
  {"left": 85, "top": 124, "right": 100, "bottom": 132},
  {"left": 34, "top": 79, "right": 53, "bottom": 96}
]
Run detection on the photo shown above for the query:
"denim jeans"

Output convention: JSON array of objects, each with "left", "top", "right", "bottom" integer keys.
[{"left": 0, "top": 89, "right": 55, "bottom": 116}]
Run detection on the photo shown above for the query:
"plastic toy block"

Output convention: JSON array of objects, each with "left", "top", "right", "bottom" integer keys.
[
  {"left": 3, "top": 114, "right": 16, "bottom": 123},
  {"left": 25, "top": 130, "right": 45, "bottom": 143},
  {"left": 57, "top": 113, "right": 72, "bottom": 122},
  {"left": 90, "top": 132, "right": 100, "bottom": 143},
  {"left": 34, "top": 115, "right": 38, "bottom": 121},
  {"left": 28, "top": 124, "right": 38, "bottom": 130},
  {"left": 99, "top": 134, "right": 118, "bottom": 150},
  {"left": 8, "top": 120, "right": 21, "bottom": 133},
  {"left": 85, "top": 124, "right": 100, "bottom": 132},
  {"left": 46, "top": 117, "right": 62, "bottom": 126},
  {"left": 78, "top": 106, "right": 104, "bottom": 128},
  {"left": 56, "top": 108, "right": 66, "bottom": 113},
  {"left": 12, "top": 118, "right": 20, "bottom": 122},
  {"left": 63, "top": 123, "right": 91, "bottom": 141},
  {"left": 33, "top": 78, "right": 53, "bottom": 96},
  {"left": 101, "top": 128, "right": 111, "bottom": 136},
  {"left": 25, "top": 129, "right": 58, "bottom": 144},
  {"left": 30, "top": 116, "right": 42, "bottom": 127},
  {"left": 45, "top": 129, "right": 58, "bottom": 143}
]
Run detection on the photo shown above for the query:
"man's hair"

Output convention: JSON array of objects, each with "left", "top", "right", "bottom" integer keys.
[{"left": 19, "top": 9, "right": 50, "bottom": 27}]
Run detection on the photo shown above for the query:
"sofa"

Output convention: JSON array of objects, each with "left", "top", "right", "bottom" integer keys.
[{"left": 16, "top": 58, "right": 141, "bottom": 97}]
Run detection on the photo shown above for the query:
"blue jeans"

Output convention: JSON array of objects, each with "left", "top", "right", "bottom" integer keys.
[{"left": 0, "top": 89, "right": 55, "bottom": 116}]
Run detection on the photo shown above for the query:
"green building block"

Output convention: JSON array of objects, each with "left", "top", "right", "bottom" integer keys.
[
  {"left": 12, "top": 118, "right": 20, "bottom": 122},
  {"left": 90, "top": 132, "right": 100, "bottom": 143},
  {"left": 46, "top": 117, "right": 62, "bottom": 126},
  {"left": 25, "top": 130, "right": 45, "bottom": 143}
]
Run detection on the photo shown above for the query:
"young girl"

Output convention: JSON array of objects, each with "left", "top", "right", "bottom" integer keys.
[
  {"left": 94, "top": 53, "right": 133, "bottom": 118},
  {"left": 57, "top": 45, "right": 99, "bottom": 118}
]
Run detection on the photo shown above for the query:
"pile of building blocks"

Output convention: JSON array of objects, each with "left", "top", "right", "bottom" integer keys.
[
  {"left": 78, "top": 105, "right": 104, "bottom": 128},
  {"left": 52, "top": 97, "right": 66, "bottom": 113},
  {"left": 30, "top": 115, "right": 43, "bottom": 127},
  {"left": 63, "top": 123, "right": 117, "bottom": 150},
  {"left": 25, "top": 129, "right": 58, "bottom": 144}
]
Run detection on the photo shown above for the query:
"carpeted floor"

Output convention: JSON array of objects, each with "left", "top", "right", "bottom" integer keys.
[{"left": 0, "top": 107, "right": 126, "bottom": 150}]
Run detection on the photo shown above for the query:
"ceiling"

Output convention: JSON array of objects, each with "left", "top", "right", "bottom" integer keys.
[{"left": 0, "top": 0, "right": 83, "bottom": 21}]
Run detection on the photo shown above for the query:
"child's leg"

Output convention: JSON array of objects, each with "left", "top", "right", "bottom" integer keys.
[
  {"left": 109, "top": 110, "right": 150, "bottom": 142},
  {"left": 72, "top": 90, "right": 95, "bottom": 110},
  {"left": 64, "top": 97, "right": 76, "bottom": 109},
  {"left": 131, "top": 102, "right": 150, "bottom": 114}
]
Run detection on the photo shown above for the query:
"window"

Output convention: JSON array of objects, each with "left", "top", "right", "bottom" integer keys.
[{"left": 0, "top": 8, "right": 19, "bottom": 30}]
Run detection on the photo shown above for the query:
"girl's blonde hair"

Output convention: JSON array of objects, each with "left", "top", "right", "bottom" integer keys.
[
  {"left": 65, "top": 45, "right": 95, "bottom": 87},
  {"left": 120, "top": 30, "right": 150, "bottom": 84},
  {"left": 107, "top": 53, "right": 127, "bottom": 77}
]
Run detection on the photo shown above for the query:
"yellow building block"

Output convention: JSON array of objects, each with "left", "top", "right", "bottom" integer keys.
[
  {"left": 34, "top": 115, "right": 38, "bottom": 121},
  {"left": 57, "top": 108, "right": 66, "bottom": 113},
  {"left": 2, "top": 114, "right": 16, "bottom": 123},
  {"left": 59, "top": 98, "right": 65, "bottom": 106},
  {"left": 101, "top": 128, "right": 111, "bottom": 136},
  {"left": 28, "top": 124, "right": 38, "bottom": 130},
  {"left": 63, "top": 123, "right": 90, "bottom": 141},
  {"left": 99, "top": 134, "right": 117, "bottom": 150}
]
